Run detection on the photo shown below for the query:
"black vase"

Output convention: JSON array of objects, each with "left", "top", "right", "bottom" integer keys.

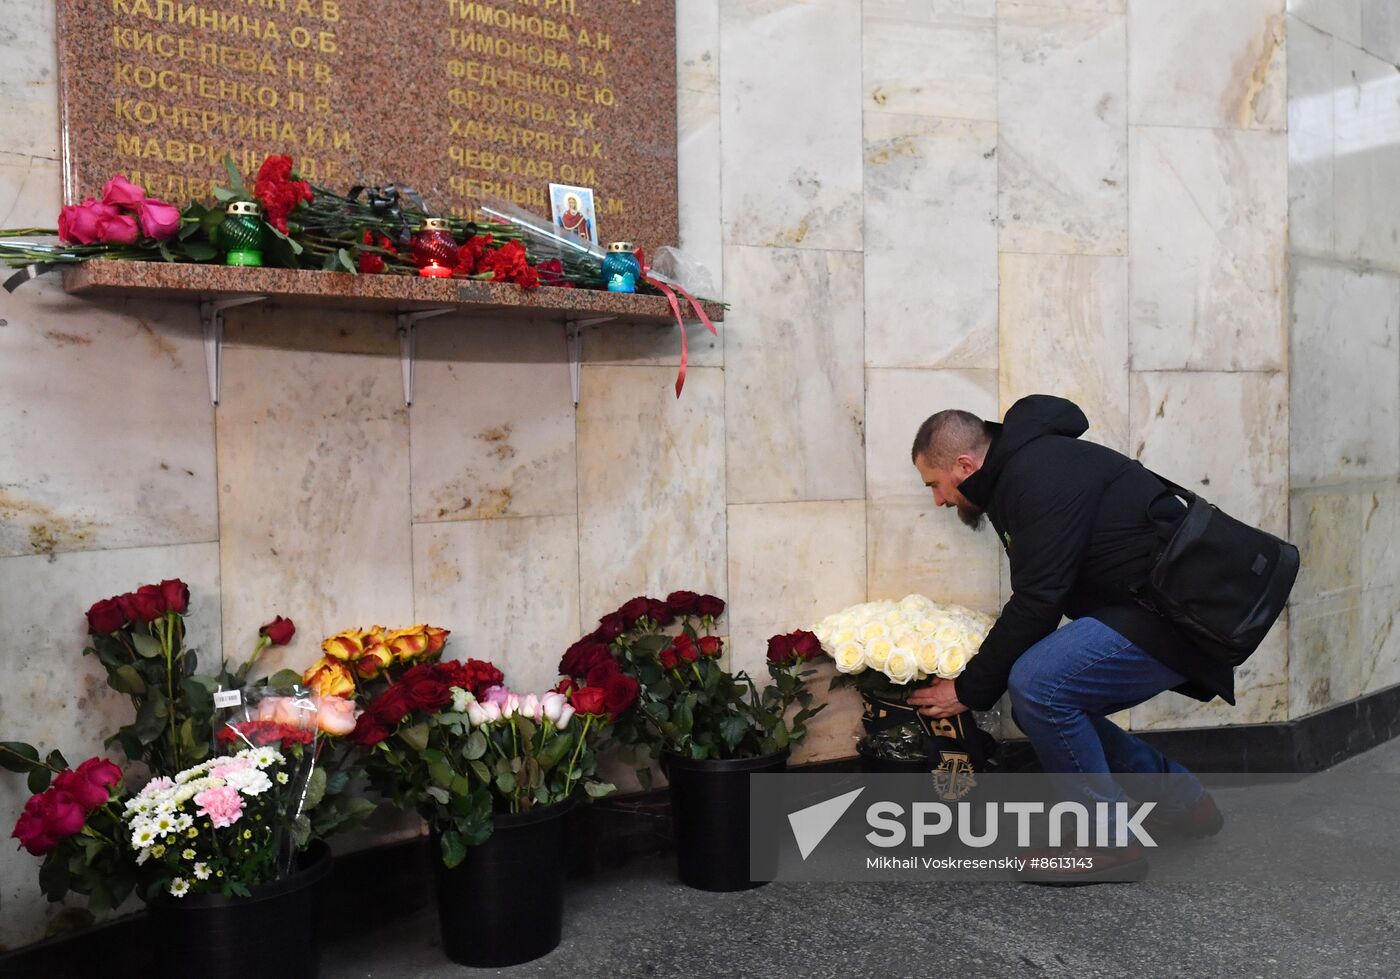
[
  {"left": 153, "top": 840, "right": 332, "bottom": 979},
  {"left": 664, "top": 750, "right": 787, "bottom": 892},
  {"left": 433, "top": 801, "right": 572, "bottom": 968}
]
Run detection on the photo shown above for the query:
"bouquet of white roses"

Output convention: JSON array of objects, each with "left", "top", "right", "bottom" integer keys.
[
  {"left": 123, "top": 746, "right": 304, "bottom": 900},
  {"left": 815, "top": 594, "right": 993, "bottom": 697}
]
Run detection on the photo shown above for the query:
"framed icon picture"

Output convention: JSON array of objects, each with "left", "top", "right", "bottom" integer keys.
[{"left": 549, "top": 183, "right": 599, "bottom": 245}]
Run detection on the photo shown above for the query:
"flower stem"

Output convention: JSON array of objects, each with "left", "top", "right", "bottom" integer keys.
[{"left": 563, "top": 714, "right": 592, "bottom": 797}]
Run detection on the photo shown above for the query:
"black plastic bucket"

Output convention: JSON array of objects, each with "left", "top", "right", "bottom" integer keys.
[
  {"left": 433, "top": 801, "right": 572, "bottom": 967},
  {"left": 153, "top": 840, "right": 332, "bottom": 979},
  {"left": 664, "top": 750, "right": 786, "bottom": 892}
]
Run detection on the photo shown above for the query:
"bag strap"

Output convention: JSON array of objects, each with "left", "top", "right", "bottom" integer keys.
[{"left": 1137, "top": 462, "right": 1200, "bottom": 535}]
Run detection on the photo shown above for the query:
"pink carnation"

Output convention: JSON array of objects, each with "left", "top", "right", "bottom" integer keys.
[
  {"left": 210, "top": 757, "right": 253, "bottom": 780},
  {"left": 194, "top": 785, "right": 245, "bottom": 828}
]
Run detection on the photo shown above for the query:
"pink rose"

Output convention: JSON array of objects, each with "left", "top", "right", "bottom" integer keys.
[
  {"left": 57, "top": 200, "right": 116, "bottom": 245},
  {"left": 137, "top": 198, "right": 181, "bottom": 240},
  {"left": 481, "top": 684, "right": 509, "bottom": 706},
  {"left": 101, "top": 175, "right": 146, "bottom": 208},
  {"left": 95, "top": 210, "right": 140, "bottom": 245},
  {"left": 256, "top": 696, "right": 308, "bottom": 728},
  {"left": 313, "top": 695, "right": 359, "bottom": 736}
]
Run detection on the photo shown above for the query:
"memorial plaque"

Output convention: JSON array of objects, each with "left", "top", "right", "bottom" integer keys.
[{"left": 57, "top": 0, "right": 678, "bottom": 247}]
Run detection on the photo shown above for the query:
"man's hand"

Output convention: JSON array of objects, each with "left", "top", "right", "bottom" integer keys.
[{"left": 906, "top": 678, "right": 968, "bottom": 719}]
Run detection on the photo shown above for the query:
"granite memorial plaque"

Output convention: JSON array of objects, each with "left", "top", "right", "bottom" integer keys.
[{"left": 57, "top": 0, "right": 678, "bottom": 247}]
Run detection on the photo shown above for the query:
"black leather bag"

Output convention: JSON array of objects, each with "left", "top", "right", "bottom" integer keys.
[{"left": 1142, "top": 471, "right": 1299, "bottom": 668}]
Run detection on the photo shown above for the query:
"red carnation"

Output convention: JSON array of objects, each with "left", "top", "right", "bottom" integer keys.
[
  {"left": 253, "top": 154, "right": 313, "bottom": 234},
  {"left": 695, "top": 595, "right": 726, "bottom": 618},
  {"left": 698, "top": 635, "right": 723, "bottom": 659},
  {"left": 159, "top": 579, "right": 189, "bottom": 614},
  {"left": 86, "top": 597, "right": 126, "bottom": 634},
  {"left": 455, "top": 658, "right": 504, "bottom": 698},
  {"left": 569, "top": 685, "right": 607, "bottom": 716},
  {"left": 358, "top": 252, "right": 385, "bottom": 274},
  {"left": 665, "top": 591, "right": 701, "bottom": 616},
  {"left": 603, "top": 673, "right": 640, "bottom": 716}
]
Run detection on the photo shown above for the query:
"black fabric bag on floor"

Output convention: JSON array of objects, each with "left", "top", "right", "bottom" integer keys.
[{"left": 1141, "top": 469, "right": 1299, "bottom": 668}]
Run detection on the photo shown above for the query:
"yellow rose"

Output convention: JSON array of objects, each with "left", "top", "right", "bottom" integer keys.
[
  {"left": 865, "top": 638, "right": 894, "bottom": 670},
  {"left": 834, "top": 642, "right": 866, "bottom": 674},
  {"left": 322, "top": 629, "right": 366, "bottom": 661},
  {"left": 937, "top": 643, "right": 969, "bottom": 678},
  {"left": 302, "top": 658, "right": 355, "bottom": 698},
  {"left": 386, "top": 625, "right": 431, "bottom": 663},
  {"left": 884, "top": 650, "right": 917, "bottom": 685}
]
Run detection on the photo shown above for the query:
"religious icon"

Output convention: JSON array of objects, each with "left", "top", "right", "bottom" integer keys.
[{"left": 549, "top": 183, "right": 599, "bottom": 245}]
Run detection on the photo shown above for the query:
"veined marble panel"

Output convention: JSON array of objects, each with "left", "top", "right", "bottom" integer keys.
[
  {"left": 1287, "top": 18, "right": 1335, "bottom": 256},
  {"left": 0, "top": 152, "right": 61, "bottom": 227},
  {"left": 409, "top": 319, "right": 576, "bottom": 524},
  {"left": 723, "top": 245, "right": 865, "bottom": 504},
  {"left": 576, "top": 365, "right": 726, "bottom": 626},
  {"left": 412, "top": 515, "right": 581, "bottom": 694},
  {"left": 0, "top": 0, "right": 59, "bottom": 160},
  {"left": 864, "top": 113, "right": 998, "bottom": 369},
  {"left": 1129, "top": 126, "right": 1288, "bottom": 372},
  {"left": 997, "top": 2, "right": 1127, "bottom": 255},
  {"left": 1288, "top": 0, "right": 1362, "bottom": 46},
  {"left": 676, "top": 84, "right": 726, "bottom": 302},
  {"left": 1359, "top": 0, "right": 1400, "bottom": 65},
  {"left": 862, "top": 0, "right": 997, "bottom": 122},
  {"left": 726, "top": 500, "right": 866, "bottom": 763},
  {"left": 866, "top": 367, "right": 998, "bottom": 503},
  {"left": 1290, "top": 487, "right": 1365, "bottom": 607},
  {"left": 1291, "top": 592, "right": 1365, "bottom": 716},
  {"left": 215, "top": 310, "right": 415, "bottom": 677},
  {"left": 0, "top": 278, "right": 218, "bottom": 557},
  {"left": 719, "top": 0, "right": 863, "bottom": 249},
  {"left": 1361, "top": 584, "right": 1400, "bottom": 697},
  {"left": 0, "top": 541, "right": 219, "bottom": 950},
  {"left": 1130, "top": 619, "right": 1288, "bottom": 729},
  {"left": 868, "top": 501, "right": 1003, "bottom": 612},
  {"left": 1289, "top": 259, "right": 1400, "bottom": 486},
  {"left": 677, "top": 0, "right": 720, "bottom": 94},
  {"left": 999, "top": 253, "right": 1130, "bottom": 453},
  {"left": 1129, "top": 0, "right": 1286, "bottom": 131},
  {"left": 1131, "top": 371, "right": 1289, "bottom": 538},
  {"left": 1332, "top": 39, "right": 1400, "bottom": 272}
]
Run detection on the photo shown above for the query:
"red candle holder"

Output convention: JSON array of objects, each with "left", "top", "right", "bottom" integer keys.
[{"left": 411, "top": 217, "right": 459, "bottom": 278}]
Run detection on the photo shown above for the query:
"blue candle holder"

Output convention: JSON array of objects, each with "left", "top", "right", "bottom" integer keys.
[{"left": 601, "top": 242, "right": 641, "bottom": 293}]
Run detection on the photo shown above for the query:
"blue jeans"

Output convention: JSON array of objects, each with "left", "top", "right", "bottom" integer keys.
[{"left": 1008, "top": 617, "right": 1206, "bottom": 830}]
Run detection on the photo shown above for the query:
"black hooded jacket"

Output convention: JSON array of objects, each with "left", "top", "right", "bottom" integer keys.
[{"left": 951, "top": 395, "right": 1235, "bottom": 712}]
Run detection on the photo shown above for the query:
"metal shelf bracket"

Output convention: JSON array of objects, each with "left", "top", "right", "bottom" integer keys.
[
  {"left": 566, "top": 316, "right": 616, "bottom": 406},
  {"left": 200, "top": 295, "right": 267, "bottom": 406},
  {"left": 395, "top": 307, "right": 456, "bottom": 406}
]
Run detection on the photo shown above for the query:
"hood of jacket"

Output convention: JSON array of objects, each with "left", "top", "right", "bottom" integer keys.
[{"left": 957, "top": 395, "right": 1089, "bottom": 509}]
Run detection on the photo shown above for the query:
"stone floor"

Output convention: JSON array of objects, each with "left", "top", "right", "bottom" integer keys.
[{"left": 324, "top": 741, "right": 1400, "bottom": 979}]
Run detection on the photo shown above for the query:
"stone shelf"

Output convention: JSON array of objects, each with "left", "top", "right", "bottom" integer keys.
[{"left": 60, "top": 261, "right": 724, "bottom": 406}]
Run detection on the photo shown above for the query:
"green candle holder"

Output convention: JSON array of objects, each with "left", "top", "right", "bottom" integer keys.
[{"left": 220, "top": 200, "right": 265, "bottom": 267}]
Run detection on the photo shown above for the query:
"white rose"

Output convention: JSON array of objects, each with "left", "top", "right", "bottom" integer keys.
[
  {"left": 884, "top": 650, "right": 918, "bottom": 685},
  {"left": 914, "top": 617, "right": 939, "bottom": 636},
  {"left": 541, "top": 692, "right": 566, "bottom": 723},
  {"left": 934, "top": 624, "right": 963, "bottom": 645},
  {"left": 883, "top": 610, "right": 907, "bottom": 627},
  {"left": 894, "top": 631, "right": 919, "bottom": 651},
  {"left": 916, "top": 642, "right": 942, "bottom": 677},
  {"left": 834, "top": 642, "right": 867, "bottom": 674},
  {"left": 865, "top": 638, "right": 894, "bottom": 670},
  {"left": 830, "top": 627, "right": 857, "bottom": 647},
  {"left": 859, "top": 621, "right": 888, "bottom": 643},
  {"left": 937, "top": 643, "right": 969, "bottom": 678},
  {"left": 554, "top": 703, "right": 577, "bottom": 731},
  {"left": 450, "top": 686, "right": 473, "bottom": 713},
  {"left": 467, "top": 702, "right": 489, "bottom": 727}
]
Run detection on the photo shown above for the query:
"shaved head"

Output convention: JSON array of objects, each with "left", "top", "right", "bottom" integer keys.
[{"left": 911, "top": 410, "right": 992, "bottom": 468}]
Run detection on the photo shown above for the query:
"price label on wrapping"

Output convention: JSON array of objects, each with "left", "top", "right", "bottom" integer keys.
[{"left": 213, "top": 689, "right": 242, "bottom": 709}]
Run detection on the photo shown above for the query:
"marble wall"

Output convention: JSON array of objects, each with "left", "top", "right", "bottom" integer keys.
[
  {"left": 0, "top": 0, "right": 1390, "bottom": 949},
  {"left": 1286, "top": 0, "right": 1400, "bottom": 717}
]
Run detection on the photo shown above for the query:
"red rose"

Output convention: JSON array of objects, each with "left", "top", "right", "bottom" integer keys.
[
  {"left": 86, "top": 597, "right": 126, "bottom": 634},
  {"left": 260, "top": 615, "right": 296, "bottom": 645},
  {"left": 159, "top": 579, "right": 189, "bottom": 614},
  {"left": 570, "top": 686, "right": 607, "bottom": 716},
  {"left": 554, "top": 677, "right": 576, "bottom": 696},
  {"left": 406, "top": 678, "right": 450, "bottom": 714},
  {"left": 586, "top": 660, "right": 621, "bottom": 689},
  {"left": 101, "top": 175, "right": 146, "bottom": 208},
  {"left": 674, "top": 634, "right": 697, "bottom": 658},
  {"left": 116, "top": 592, "right": 141, "bottom": 623},
  {"left": 659, "top": 647, "right": 680, "bottom": 670},
  {"left": 647, "top": 599, "right": 675, "bottom": 627},
  {"left": 665, "top": 591, "right": 700, "bottom": 615},
  {"left": 45, "top": 791, "right": 88, "bottom": 839},
  {"left": 617, "top": 596, "right": 652, "bottom": 626},
  {"left": 790, "top": 630, "right": 822, "bottom": 661},
  {"left": 95, "top": 209, "right": 140, "bottom": 245},
  {"left": 603, "top": 673, "right": 640, "bottom": 715},
  {"left": 49, "top": 774, "right": 106, "bottom": 811},
  {"left": 373, "top": 684, "right": 412, "bottom": 724},
  {"left": 679, "top": 644, "right": 699, "bottom": 663},
  {"left": 351, "top": 714, "right": 390, "bottom": 747},
  {"left": 698, "top": 635, "right": 723, "bottom": 659},
  {"left": 358, "top": 252, "right": 386, "bottom": 274},
  {"left": 596, "top": 614, "right": 627, "bottom": 642},
  {"left": 12, "top": 796, "right": 57, "bottom": 855},
  {"left": 696, "top": 595, "right": 726, "bottom": 618},
  {"left": 129, "top": 584, "right": 167, "bottom": 622},
  {"left": 766, "top": 633, "right": 796, "bottom": 664},
  {"left": 560, "top": 639, "right": 613, "bottom": 679}
]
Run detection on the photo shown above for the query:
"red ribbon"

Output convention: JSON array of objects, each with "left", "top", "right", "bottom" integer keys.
[{"left": 636, "top": 249, "right": 719, "bottom": 397}]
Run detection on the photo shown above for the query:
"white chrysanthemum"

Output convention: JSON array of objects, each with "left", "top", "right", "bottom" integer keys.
[
  {"left": 174, "top": 763, "right": 212, "bottom": 784},
  {"left": 833, "top": 642, "right": 866, "bottom": 674},
  {"left": 169, "top": 878, "right": 190, "bottom": 898},
  {"left": 865, "top": 638, "right": 894, "bottom": 670},
  {"left": 193, "top": 862, "right": 211, "bottom": 881},
  {"left": 174, "top": 813, "right": 193, "bottom": 831},
  {"left": 181, "top": 847, "right": 196, "bottom": 860},
  {"left": 276, "top": 771, "right": 290, "bottom": 785},
  {"left": 246, "top": 747, "right": 283, "bottom": 770},
  {"left": 885, "top": 650, "right": 918, "bottom": 685},
  {"left": 152, "top": 813, "right": 178, "bottom": 837},
  {"left": 130, "top": 822, "right": 159, "bottom": 851},
  {"left": 226, "top": 768, "right": 272, "bottom": 797},
  {"left": 937, "top": 643, "right": 969, "bottom": 678}
]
